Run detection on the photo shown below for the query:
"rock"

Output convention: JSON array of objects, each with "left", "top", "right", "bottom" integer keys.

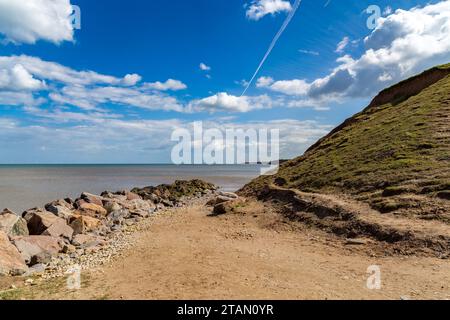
[
  {"left": 125, "top": 191, "right": 141, "bottom": 201},
  {"left": 22, "top": 207, "right": 47, "bottom": 223},
  {"left": 0, "top": 209, "right": 29, "bottom": 237},
  {"left": 26, "top": 209, "right": 72, "bottom": 238},
  {"left": 29, "top": 251, "right": 52, "bottom": 266},
  {"left": 45, "top": 203, "right": 74, "bottom": 221},
  {"left": 0, "top": 231, "right": 28, "bottom": 276},
  {"left": 125, "top": 199, "right": 155, "bottom": 218},
  {"left": 104, "top": 201, "right": 122, "bottom": 214},
  {"left": 45, "top": 199, "right": 74, "bottom": 211},
  {"left": 77, "top": 202, "right": 107, "bottom": 217},
  {"left": 69, "top": 215, "right": 101, "bottom": 235},
  {"left": 12, "top": 235, "right": 62, "bottom": 264},
  {"left": 213, "top": 202, "right": 234, "bottom": 216},
  {"left": 25, "top": 263, "right": 47, "bottom": 276},
  {"left": 42, "top": 219, "right": 74, "bottom": 240},
  {"left": 80, "top": 192, "right": 104, "bottom": 206},
  {"left": 62, "top": 244, "right": 76, "bottom": 254},
  {"left": 218, "top": 191, "right": 239, "bottom": 199},
  {"left": 207, "top": 195, "right": 237, "bottom": 207},
  {"left": 345, "top": 239, "right": 367, "bottom": 245},
  {"left": 75, "top": 199, "right": 88, "bottom": 208},
  {"left": 274, "top": 177, "right": 287, "bottom": 186},
  {"left": 107, "top": 209, "right": 129, "bottom": 225},
  {"left": 437, "top": 191, "right": 450, "bottom": 200},
  {"left": 72, "top": 234, "right": 104, "bottom": 249}
]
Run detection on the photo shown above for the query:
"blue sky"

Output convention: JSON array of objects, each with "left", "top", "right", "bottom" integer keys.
[{"left": 0, "top": 0, "right": 449, "bottom": 163}]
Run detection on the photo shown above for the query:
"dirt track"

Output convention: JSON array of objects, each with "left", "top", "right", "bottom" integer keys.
[{"left": 11, "top": 199, "right": 446, "bottom": 300}]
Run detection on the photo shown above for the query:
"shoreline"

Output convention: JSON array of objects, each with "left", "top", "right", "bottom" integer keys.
[
  {"left": 0, "top": 165, "right": 261, "bottom": 214},
  {"left": 0, "top": 180, "right": 219, "bottom": 280}
]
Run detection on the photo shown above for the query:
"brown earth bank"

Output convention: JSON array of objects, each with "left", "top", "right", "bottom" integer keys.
[{"left": 1, "top": 196, "right": 449, "bottom": 300}]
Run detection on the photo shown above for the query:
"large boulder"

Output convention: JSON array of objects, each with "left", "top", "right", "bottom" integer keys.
[
  {"left": 103, "top": 201, "right": 122, "bottom": 214},
  {"left": 0, "top": 231, "right": 28, "bottom": 276},
  {"left": 125, "top": 199, "right": 155, "bottom": 218},
  {"left": 80, "top": 192, "right": 104, "bottom": 207},
  {"left": 11, "top": 235, "right": 62, "bottom": 265},
  {"left": 107, "top": 209, "right": 129, "bottom": 226},
  {"left": 0, "top": 209, "right": 29, "bottom": 237},
  {"left": 25, "top": 209, "right": 73, "bottom": 239},
  {"left": 76, "top": 202, "right": 107, "bottom": 217},
  {"left": 45, "top": 199, "right": 74, "bottom": 221},
  {"left": 42, "top": 219, "right": 73, "bottom": 239},
  {"left": 69, "top": 215, "right": 101, "bottom": 235}
]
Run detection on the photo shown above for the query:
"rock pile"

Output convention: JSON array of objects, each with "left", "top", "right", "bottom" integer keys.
[{"left": 0, "top": 180, "right": 217, "bottom": 277}]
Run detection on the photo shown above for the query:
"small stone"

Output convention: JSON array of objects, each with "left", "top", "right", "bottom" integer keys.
[{"left": 345, "top": 239, "right": 367, "bottom": 245}]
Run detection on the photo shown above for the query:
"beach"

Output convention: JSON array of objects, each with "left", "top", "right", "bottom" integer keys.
[{"left": 0, "top": 165, "right": 261, "bottom": 214}]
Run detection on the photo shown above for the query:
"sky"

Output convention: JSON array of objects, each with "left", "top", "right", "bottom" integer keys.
[{"left": 0, "top": 0, "right": 449, "bottom": 163}]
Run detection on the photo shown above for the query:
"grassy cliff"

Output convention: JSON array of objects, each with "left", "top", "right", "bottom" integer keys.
[{"left": 242, "top": 64, "right": 450, "bottom": 222}]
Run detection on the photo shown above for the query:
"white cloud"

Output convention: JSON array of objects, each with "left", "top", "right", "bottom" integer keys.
[
  {"left": 0, "top": 55, "right": 125, "bottom": 86},
  {"left": 258, "top": 1, "right": 450, "bottom": 103},
  {"left": 199, "top": 63, "right": 211, "bottom": 71},
  {"left": 0, "top": 0, "right": 74, "bottom": 44},
  {"left": 298, "top": 49, "right": 320, "bottom": 56},
  {"left": 188, "top": 92, "right": 277, "bottom": 113},
  {"left": 256, "top": 76, "right": 274, "bottom": 88},
  {"left": 235, "top": 79, "right": 250, "bottom": 87},
  {"left": 0, "top": 55, "right": 186, "bottom": 112},
  {"left": 0, "top": 64, "right": 46, "bottom": 91},
  {"left": 0, "top": 91, "right": 43, "bottom": 107},
  {"left": 143, "top": 79, "right": 187, "bottom": 91},
  {"left": 262, "top": 78, "right": 309, "bottom": 96},
  {"left": 122, "top": 74, "right": 142, "bottom": 86},
  {"left": 246, "top": 0, "right": 292, "bottom": 21},
  {"left": 52, "top": 85, "right": 184, "bottom": 112},
  {"left": 383, "top": 6, "right": 393, "bottom": 16},
  {"left": 0, "top": 117, "right": 332, "bottom": 162},
  {"left": 335, "top": 36, "right": 350, "bottom": 53}
]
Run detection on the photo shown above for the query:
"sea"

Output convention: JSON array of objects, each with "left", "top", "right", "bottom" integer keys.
[{"left": 0, "top": 164, "right": 262, "bottom": 214}]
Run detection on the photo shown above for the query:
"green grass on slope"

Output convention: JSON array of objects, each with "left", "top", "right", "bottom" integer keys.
[{"left": 242, "top": 65, "right": 450, "bottom": 218}]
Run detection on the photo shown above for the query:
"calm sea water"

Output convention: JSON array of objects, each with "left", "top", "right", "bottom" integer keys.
[{"left": 0, "top": 165, "right": 261, "bottom": 214}]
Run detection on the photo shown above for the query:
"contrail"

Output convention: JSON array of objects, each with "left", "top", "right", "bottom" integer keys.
[{"left": 241, "top": 0, "right": 303, "bottom": 96}]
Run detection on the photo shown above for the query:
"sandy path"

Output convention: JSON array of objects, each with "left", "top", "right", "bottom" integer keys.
[{"left": 39, "top": 200, "right": 446, "bottom": 300}]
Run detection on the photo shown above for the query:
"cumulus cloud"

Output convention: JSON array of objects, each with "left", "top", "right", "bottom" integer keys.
[
  {"left": 121, "top": 74, "right": 142, "bottom": 86},
  {"left": 246, "top": 0, "right": 292, "bottom": 21},
  {"left": 0, "top": 55, "right": 125, "bottom": 87},
  {"left": 0, "top": 0, "right": 74, "bottom": 44},
  {"left": 143, "top": 79, "right": 187, "bottom": 91},
  {"left": 258, "top": 77, "right": 309, "bottom": 96},
  {"left": 51, "top": 85, "right": 184, "bottom": 112},
  {"left": 188, "top": 92, "right": 278, "bottom": 113},
  {"left": 0, "top": 55, "right": 186, "bottom": 112},
  {"left": 0, "top": 64, "right": 46, "bottom": 91},
  {"left": 259, "top": 1, "right": 450, "bottom": 104},
  {"left": 256, "top": 76, "right": 274, "bottom": 88}
]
